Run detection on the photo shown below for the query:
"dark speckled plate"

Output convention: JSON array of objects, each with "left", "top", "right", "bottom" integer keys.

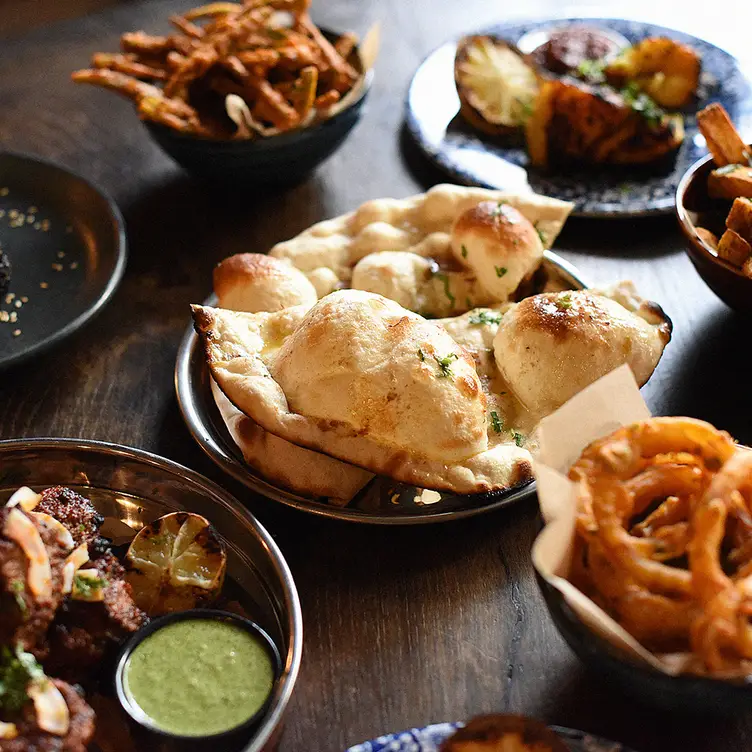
[
  {"left": 405, "top": 18, "right": 752, "bottom": 218},
  {"left": 0, "top": 152, "right": 126, "bottom": 370},
  {"left": 346, "top": 722, "right": 635, "bottom": 751}
]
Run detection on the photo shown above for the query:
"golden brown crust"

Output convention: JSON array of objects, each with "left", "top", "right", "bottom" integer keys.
[
  {"left": 441, "top": 715, "right": 569, "bottom": 752},
  {"left": 453, "top": 201, "right": 539, "bottom": 258}
]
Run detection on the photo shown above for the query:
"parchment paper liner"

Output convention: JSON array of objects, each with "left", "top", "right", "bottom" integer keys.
[{"left": 531, "top": 364, "right": 698, "bottom": 675}]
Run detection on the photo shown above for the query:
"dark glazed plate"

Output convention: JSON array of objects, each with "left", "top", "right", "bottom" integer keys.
[
  {"left": 0, "top": 152, "right": 126, "bottom": 369},
  {"left": 405, "top": 18, "right": 752, "bottom": 218},
  {"left": 143, "top": 28, "right": 373, "bottom": 186},
  {"left": 676, "top": 148, "right": 752, "bottom": 312},
  {"left": 174, "top": 252, "right": 586, "bottom": 525},
  {"left": 345, "top": 721, "right": 636, "bottom": 751},
  {"left": 537, "top": 575, "right": 752, "bottom": 714}
]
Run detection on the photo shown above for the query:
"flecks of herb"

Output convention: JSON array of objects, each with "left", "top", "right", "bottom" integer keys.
[
  {"left": 493, "top": 202, "right": 519, "bottom": 223},
  {"left": 575, "top": 57, "right": 606, "bottom": 83},
  {"left": 465, "top": 297, "right": 473, "bottom": 309},
  {"left": 436, "top": 272, "right": 456, "bottom": 308},
  {"left": 512, "top": 430, "right": 525, "bottom": 447},
  {"left": 433, "top": 353, "right": 458, "bottom": 378},
  {"left": 0, "top": 644, "right": 44, "bottom": 713},
  {"left": 533, "top": 221, "right": 546, "bottom": 246},
  {"left": 417, "top": 348, "right": 425, "bottom": 362},
  {"left": 495, "top": 266, "right": 507, "bottom": 278},
  {"left": 461, "top": 244, "right": 468, "bottom": 258},
  {"left": 556, "top": 292, "right": 573, "bottom": 310},
  {"left": 10, "top": 580, "right": 26, "bottom": 618},
  {"left": 469, "top": 310, "right": 503, "bottom": 325},
  {"left": 618, "top": 182, "right": 631, "bottom": 195},
  {"left": 73, "top": 573, "right": 105, "bottom": 599},
  {"left": 620, "top": 82, "right": 664, "bottom": 125},
  {"left": 490, "top": 411, "right": 503, "bottom": 433},
  {"left": 715, "top": 163, "right": 742, "bottom": 176}
]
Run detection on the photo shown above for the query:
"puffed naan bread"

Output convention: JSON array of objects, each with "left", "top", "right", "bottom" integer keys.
[
  {"left": 193, "top": 291, "right": 534, "bottom": 493},
  {"left": 214, "top": 253, "right": 317, "bottom": 312},
  {"left": 493, "top": 283, "right": 672, "bottom": 416},
  {"left": 211, "top": 381, "right": 373, "bottom": 504},
  {"left": 269, "top": 183, "right": 573, "bottom": 315}
]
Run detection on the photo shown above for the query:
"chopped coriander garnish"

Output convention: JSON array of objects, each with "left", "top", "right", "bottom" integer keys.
[
  {"left": 10, "top": 579, "right": 26, "bottom": 618},
  {"left": 435, "top": 272, "right": 456, "bottom": 308},
  {"left": 0, "top": 644, "right": 44, "bottom": 713},
  {"left": 495, "top": 266, "right": 507, "bottom": 278},
  {"left": 417, "top": 348, "right": 425, "bottom": 361},
  {"left": 556, "top": 293, "right": 573, "bottom": 310},
  {"left": 490, "top": 411, "right": 503, "bottom": 433},
  {"left": 465, "top": 297, "right": 473, "bottom": 309},
  {"left": 73, "top": 573, "right": 105, "bottom": 599},
  {"left": 512, "top": 430, "right": 525, "bottom": 447},
  {"left": 461, "top": 244, "right": 468, "bottom": 259},
  {"left": 469, "top": 310, "right": 503, "bottom": 325},
  {"left": 533, "top": 221, "right": 546, "bottom": 246},
  {"left": 618, "top": 182, "right": 631, "bottom": 195},
  {"left": 620, "top": 82, "right": 664, "bottom": 125},
  {"left": 493, "top": 202, "right": 518, "bottom": 223},
  {"left": 433, "top": 353, "right": 458, "bottom": 378},
  {"left": 575, "top": 57, "right": 606, "bottom": 83}
]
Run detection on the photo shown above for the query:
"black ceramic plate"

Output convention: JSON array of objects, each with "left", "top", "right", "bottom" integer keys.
[
  {"left": 405, "top": 18, "right": 752, "bottom": 217},
  {"left": 175, "top": 253, "right": 586, "bottom": 525},
  {"left": 0, "top": 152, "right": 126, "bottom": 369}
]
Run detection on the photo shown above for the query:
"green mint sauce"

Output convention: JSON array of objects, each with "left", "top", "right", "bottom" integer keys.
[{"left": 124, "top": 619, "right": 275, "bottom": 737}]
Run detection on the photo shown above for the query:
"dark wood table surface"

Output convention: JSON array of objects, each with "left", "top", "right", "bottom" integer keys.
[{"left": 2, "top": 1, "right": 752, "bottom": 750}]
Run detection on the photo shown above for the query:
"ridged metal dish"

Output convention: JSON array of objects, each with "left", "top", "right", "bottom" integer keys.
[
  {"left": 175, "top": 251, "right": 587, "bottom": 525},
  {"left": 0, "top": 438, "right": 302, "bottom": 752}
]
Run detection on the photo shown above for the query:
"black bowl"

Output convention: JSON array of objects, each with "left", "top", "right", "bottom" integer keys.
[
  {"left": 114, "top": 609, "right": 282, "bottom": 748},
  {"left": 537, "top": 574, "right": 752, "bottom": 714},
  {"left": 143, "top": 29, "right": 372, "bottom": 186}
]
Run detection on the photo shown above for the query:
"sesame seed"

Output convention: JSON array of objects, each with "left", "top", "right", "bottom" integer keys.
[
  {"left": 28, "top": 206, "right": 38, "bottom": 214},
  {"left": 0, "top": 187, "right": 8, "bottom": 196},
  {"left": 8, "top": 210, "right": 18, "bottom": 219},
  {"left": 57, "top": 251, "right": 65, "bottom": 259},
  {"left": 20, "top": 296, "right": 28, "bottom": 303},
  {"left": 12, "top": 329, "right": 21, "bottom": 337},
  {"left": 0, "top": 311, "right": 8, "bottom": 323},
  {"left": 41, "top": 219, "right": 50, "bottom": 231},
  {"left": 69, "top": 261, "right": 79, "bottom": 270},
  {"left": 0, "top": 210, "right": 5, "bottom": 218},
  {"left": 5, "top": 293, "right": 14, "bottom": 304},
  {"left": 14, "top": 300, "right": 22, "bottom": 309},
  {"left": 9, "top": 312, "right": 17, "bottom": 323},
  {"left": 26, "top": 215, "right": 34, "bottom": 224},
  {"left": 39, "top": 282, "right": 49, "bottom": 289},
  {"left": 52, "top": 263, "right": 63, "bottom": 271}
]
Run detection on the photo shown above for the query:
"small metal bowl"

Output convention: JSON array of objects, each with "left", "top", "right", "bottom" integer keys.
[
  {"left": 115, "top": 609, "right": 282, "bottom": 747},
  {"left": 675, "top": 149, "right": 752, "bottom": 313},
  {"left": 537, "top": 574, "right": 752, "bottom": 714},
  {"left": 0, "top": 438, "right": 302, "bottom": 752},
  {"left": 143, "top": 28, "right": 372, "bottom": 186}
]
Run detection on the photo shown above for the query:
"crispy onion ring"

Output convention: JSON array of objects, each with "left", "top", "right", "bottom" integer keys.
[{"left": 569, "top": 417, "right": 737, "bottom": 652}]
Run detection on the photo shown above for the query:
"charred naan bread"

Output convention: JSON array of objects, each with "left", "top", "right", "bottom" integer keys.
[
  {"left": 211, "top": 382, "right": 372, "bottom": 504},
  {"left": 214, "top": 253, "right": 317, "bottom": 312},
  {"left": 193, "top": 290, "right": 533, "bottom": 493},
  {"left": 493, "top": 283, "right": 672, "bottom": 416},
  {"left": 269, "top": 183, "right": 572, "bottom": 316}
]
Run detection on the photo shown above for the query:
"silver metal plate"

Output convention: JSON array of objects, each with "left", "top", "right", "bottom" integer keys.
[{"left": 0, "top": 438, "right": 302, "bottom": 752}]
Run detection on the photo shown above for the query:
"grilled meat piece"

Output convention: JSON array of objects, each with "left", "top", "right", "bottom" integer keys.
[
  {"left": 46, "top": 552, "right": 147, "bottom": 681},
  {"left": 36, "top": 488, "right": 104, "bottom": 549},
  {"left": 1, "top": 679, "right": 95, "bottom": 752},
  {"left": 0, "top": 249, "right": 10, "bottom": 294},
  {"left": 0, "top": 508, "right": 68, "bottom": 656}
]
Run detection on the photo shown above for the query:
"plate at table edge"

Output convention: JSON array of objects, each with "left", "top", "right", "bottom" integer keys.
[
  {"left": 174, "top": 251, "right": 587, "bottom": 525},
  {"left": 0, "top": 436, "right": 303, "bottom": 752},
  {"left": 404, "top": 17, "right": 752, "bottom": 218},
  {"left": 0, "top": 151, "right": 127, "bottom": 369},
  {"left": 346, "top": 721, "right": 637, "bottom": 752}
]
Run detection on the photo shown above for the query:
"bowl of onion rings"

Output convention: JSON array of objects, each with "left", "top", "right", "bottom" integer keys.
[{"left": 537, "top": 414, "right": 752, "bottom": 712}]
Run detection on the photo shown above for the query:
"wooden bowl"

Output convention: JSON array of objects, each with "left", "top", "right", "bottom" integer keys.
[{"left": 675, "top": 150, "right": 752, "bottom": 312}]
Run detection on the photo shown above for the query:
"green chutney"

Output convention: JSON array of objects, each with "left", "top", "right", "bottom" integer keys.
[{"left": 124, "top": 618, "right": 275, "bottom": 737}]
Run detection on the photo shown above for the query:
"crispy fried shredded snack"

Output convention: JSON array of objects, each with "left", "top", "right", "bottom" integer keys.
[{"left": 71, "top": 0, "right": 362, "bottom": 139}]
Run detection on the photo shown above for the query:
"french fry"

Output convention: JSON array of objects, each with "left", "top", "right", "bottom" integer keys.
[
  {"left": 183, "top": 2, "right": 242, "bottom": 21},
  {"left": 726, "top": 197, "right": 752, "bottom": 243},
  {"left": 92, "top": 53, "right": 167, "bottom": 80},
  {"left": 743, "top": 257, "right": 752, "bottom": 279},
  {"left": 695, "top": 227, "right": 718, "bottom": 251},
  {"left": 717, "top": 228, "right": 752, "bottom": 267},
  {"left": 708, "top": 165, "right": 752, "bottom": 200},
  {"left": 288, "top": 65, "right": 317, "bottom": 118},
  {"left": 697, "top": 103, "right": 750, "bottom": 167},
  {"left": 169, "top": 15, "right": 205, "bottom": 39}
]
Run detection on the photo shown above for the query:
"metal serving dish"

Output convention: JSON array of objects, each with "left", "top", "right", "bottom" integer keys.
[
  {"left": 0, "top": 438, "right": 303, "bottom": 752},
  {"left": 175, "top": 251, "right": 587, "bottom": 525}
]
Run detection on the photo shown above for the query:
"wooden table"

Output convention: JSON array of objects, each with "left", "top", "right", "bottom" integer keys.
[{"left": 2, "top": 1, "right": 751, "bottom": 750}]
